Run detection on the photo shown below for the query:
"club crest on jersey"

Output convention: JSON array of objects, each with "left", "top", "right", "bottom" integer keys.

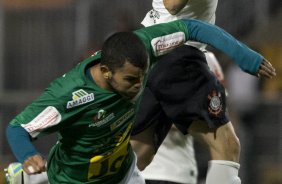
[
  {"left": 207, "top": 90, "right": 223, "bottom": 116},
  {"left": 151, "top": 32, "right": 185, "bottom": 56},
  {"left": 89, "top": 110, "right": 115, "bottom": 127},
  {"left": 67, "top": 89, "right": 94, "bottom": 109}
]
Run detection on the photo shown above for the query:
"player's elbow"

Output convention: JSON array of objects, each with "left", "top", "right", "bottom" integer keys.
[
  {"left": 131, "top": 140, "right": 155, "bottom": 170},
  {"left": 164, "top": 0, "right": 188, "bottom": 15},
  {"left": 137, "top": 156, "right": 153, "bottom": 171},
  {"left": 165, "top": 7, "right": 180, "bottom": 15}
]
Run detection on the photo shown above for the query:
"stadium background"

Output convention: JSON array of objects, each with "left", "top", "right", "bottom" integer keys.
[{"left": 0, "top": 0, "right": 281, "bottom": 183}]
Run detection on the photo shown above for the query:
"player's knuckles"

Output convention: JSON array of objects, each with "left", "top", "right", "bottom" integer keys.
[
  {"left": 33, "top": 154, "right": 43, "bottom": 160},
  {"left": 259, "top": 71, "right": 268, "bottom": 78},
  {"left": 23, "top": 159, "right": 33, "bottom": 168},
  {"left": 23, "top": 166, "right": 33, "bottom": 174},
  {"left": 31, "top": 161, "right": 43, "bottom": 170},
  {"left": 261, "top": 65, "right": 268, "bottom": 70},
  {"left": 38, "top": 163, "right": 46, "bottom": 170}
]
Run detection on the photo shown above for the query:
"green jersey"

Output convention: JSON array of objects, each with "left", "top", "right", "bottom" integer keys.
[{"left": 10, "top": 20, "right": 190, "bottom": 183}]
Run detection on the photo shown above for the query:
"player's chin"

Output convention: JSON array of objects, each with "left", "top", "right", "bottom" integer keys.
[{"left": 122, "top": 91, "right": 139, "bottom": 99}]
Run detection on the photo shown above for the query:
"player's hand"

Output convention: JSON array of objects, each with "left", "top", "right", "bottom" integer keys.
[
  {"left": 23, "top": 154, "right": 47, "bottom": 175},
  {"left": 257, "top": 59, "right": 276, "bottom": 78}
]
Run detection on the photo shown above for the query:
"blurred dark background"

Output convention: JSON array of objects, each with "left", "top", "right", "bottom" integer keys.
[{"left": 0, "top": 1, "right": 281, "bottom": 183}]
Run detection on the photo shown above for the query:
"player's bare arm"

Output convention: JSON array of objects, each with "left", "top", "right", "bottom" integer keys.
[
  {"left": 23, "top": 154, "right": 46, "bottom": 175},
  {"left": 257, "top": 58, "right": 276, "bottom": 78},
  {"left": 163, "top": 0, "right": 189, "bottom": 15},
  {"left": 130, "top": 126, "right": 156, "bottom": 170}
]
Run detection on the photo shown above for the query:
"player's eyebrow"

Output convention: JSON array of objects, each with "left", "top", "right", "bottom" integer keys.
[
  {"left": 124, "top": 75, "right": 139, "bottom": 78},
  {"left": 123, "top": 76, "right": 140, "bottom": 81}
]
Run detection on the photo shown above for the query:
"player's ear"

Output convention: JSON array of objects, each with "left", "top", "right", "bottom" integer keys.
[{"left": 100, "top": 65, "right": 112, "bottom": 79}]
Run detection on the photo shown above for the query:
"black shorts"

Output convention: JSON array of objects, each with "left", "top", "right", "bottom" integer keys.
[{"left": 132, "top": 45, "right": 229, "bottom": 138}]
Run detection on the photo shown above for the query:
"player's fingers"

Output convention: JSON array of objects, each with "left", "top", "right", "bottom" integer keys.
[
  {"left": 259, "top": 64, "right": 272, "bottom": 77},
  {"left": 23, "top": 155, "right": 46, "bottom": 174},
  {"left": 23, "top": 160, "right": 36, "bottom": 174},
  {"left": 262, "top": 63, "right": 276, "bottom": 75},
  {"left": 25, "top": 163, "right": 43, "bottom": 174},
  {"left": 32, "top": 155, "right": 47, "bottom": 173},
  {"left": 261, "top": 59, "right": 276, "bottom": 75},
  {"left": 262, "top": 58, "right": 273, "bottom": 67},
  {"left": 259, "top": 63, "right": 276, "bottom": 78},
  {"left": 27, "top": 165, "right": 35, "bottom": 173},
  {"left": 36, "top": 156, "right": 46, "bottom": 168},
  {"left": 258, "top": 69, "right": 272, "bottom": 79}
]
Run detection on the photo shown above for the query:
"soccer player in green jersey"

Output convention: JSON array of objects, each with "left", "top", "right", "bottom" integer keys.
[{"left": 6, "top": 19, "right": 275, "bottom": 184}]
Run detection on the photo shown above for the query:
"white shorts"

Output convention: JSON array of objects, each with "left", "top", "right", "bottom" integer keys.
[{"left": 119, "top": 153, "right": 145, "bottom": 184}]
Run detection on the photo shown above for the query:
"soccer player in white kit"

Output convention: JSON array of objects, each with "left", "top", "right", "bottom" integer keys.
[{"left": 138, "top": 0, "right": 239, "bottom": 184}]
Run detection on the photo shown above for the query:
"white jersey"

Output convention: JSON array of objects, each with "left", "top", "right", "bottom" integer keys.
[
  {"left": 141, "top": 127, "right": 198, "bottom": 184},
  {"left": 142, "top": 0, "right": 218, "bottom": 49}
]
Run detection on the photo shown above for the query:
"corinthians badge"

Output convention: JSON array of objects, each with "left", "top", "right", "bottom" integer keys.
[{"left": 207, "top": 90, "right": 223, "bottom": 116}]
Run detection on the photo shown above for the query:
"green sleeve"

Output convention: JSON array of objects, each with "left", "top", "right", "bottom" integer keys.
[
  {"left": 134, "top": 20, "right": 189, "bottom": 65},
  {"left": 9, "top": 88, "right": 66, "bottom": 138}
]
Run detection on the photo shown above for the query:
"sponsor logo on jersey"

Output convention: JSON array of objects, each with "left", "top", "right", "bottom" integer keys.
[
  {"left": 148, "top": 9, "right": 160, "bottom": 21},
  {"left": 89, "top": 110, "right": 115, "bottom": 127},
  {"left": 151, "top": 32, "right": 185, "bottom": 56},
  {"left": 21, "top": 106, "right": 61, "bottom": 138},
  {"left": 207, "top": 90, "right": 223, "bottom": 116},
  {"left": 110, "top": 108, "right": 134, "bottom": 130},
  {"left": 88, "top": 124, "right": 132, "bottom": 179},
  {"left": 67, "top": 89, "right": 94, "bottom": 109}
]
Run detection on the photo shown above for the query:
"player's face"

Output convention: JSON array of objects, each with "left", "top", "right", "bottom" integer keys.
[{"left": 108, "top": 61, "right": 145, "bottom": 99}]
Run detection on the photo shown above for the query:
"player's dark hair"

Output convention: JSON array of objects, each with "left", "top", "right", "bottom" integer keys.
[{"left": 101, "top": 32, "right": 148, "bottom": 72}]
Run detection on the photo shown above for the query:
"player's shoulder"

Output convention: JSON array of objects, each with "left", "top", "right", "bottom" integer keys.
[{"left": 50, "top": 52, "right": 101, "bottom": 93}]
